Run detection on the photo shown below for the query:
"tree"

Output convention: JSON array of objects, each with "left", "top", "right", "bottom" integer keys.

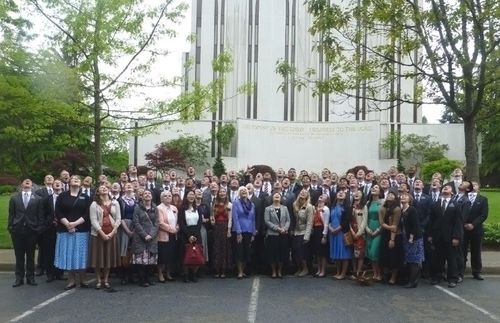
[
  {"left": 299, "top": 0, "right": 498, "bottom": 181},
  {"left": 144, "top": 143, "right": 185, "bottom": 174},
  {"left": 165, "top": 135, "right": 210, "bottom": 167},
  {"left": 0, "top": 1, "right": 89, "bottom": 179},
  {"left": 381, "top": 132, "right": 449, "bottom": 168},
  {"left": 29, "top": 0, "right": 188, "bottom": 178}
]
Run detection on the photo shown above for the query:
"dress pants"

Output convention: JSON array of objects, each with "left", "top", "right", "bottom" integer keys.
[
  {"left": 431, "top": 240, "right": 462, "bottom": 283},
  {"left": 39, "top": 227, "right": 59, "bottom": 278},
  {"left": 462, "top": 230, "right": 483, "bottom": 275},
  {"left": 10, "top": 226, "right": 38, "bottom": 280}
]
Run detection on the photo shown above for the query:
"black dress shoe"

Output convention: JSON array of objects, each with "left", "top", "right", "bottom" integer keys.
[
  {"left": 12, "top": 279, "right": 24, "bottom": 288},
  {"left": 473, "top": 274, "right": 484, "bottom": 280},
  {"left": 457, "top": 276, "right": 463, "bottom": 283},
  {"left": 404, "top": 282, "right": 418, "bottom": 288},
  {"left": 35, "top": 269, "right": 45, "bottom": 277},
  {"left": 64, "top": 283, "right": 76, "bottom": 290},
  {"left": 448, "top": 282, "right": 457, "bottom": 288},
  {"left": 26, "top": 278, "right": 38, "bottom": 286},
  {"left": 430, "top": 279, "right": 440, "bottom": 285}
]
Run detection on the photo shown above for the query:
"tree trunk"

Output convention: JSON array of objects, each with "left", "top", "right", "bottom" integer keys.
[{"left": 463, "top": 115, "right": 479, "bottom": 181}]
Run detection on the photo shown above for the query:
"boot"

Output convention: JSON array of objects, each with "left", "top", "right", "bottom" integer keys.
[{"left": 404, "top": 263, "right": 419, "bottom": 288}]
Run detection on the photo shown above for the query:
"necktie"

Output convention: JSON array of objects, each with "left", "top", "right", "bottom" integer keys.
[
  {"left": 468, "top": 193, "right": 475, "bottom": 204},
  {"left": 441, "top": 199, "right": 447, "bottom": 211},
  {"left": 409, "top": 179, "right": 413, "bottom": 187},
  {"left": 48, "top": 188, "right": 53, "bottom": 195},
  {"left": 264, "top": 183, "right": 269, "bottom": 195},
  {"left": 416, "top": 193, "right": 420, "bottom": 202},
  {"left": 150, "top": 183, "right": 154, "bottom": 190},
  {"left": 84, "top": 188, "right": 88, "bottom": 196},
  {"left": 23, "top": 192, "right": 29, "bottom": 209},
  {"left": 53, "top": 194, "right": 58, "bottom": 209}
]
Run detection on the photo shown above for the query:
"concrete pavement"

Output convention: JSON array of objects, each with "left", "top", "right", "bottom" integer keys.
[{"left": 1, "top": 248, "right": 499, "bottom": 273}]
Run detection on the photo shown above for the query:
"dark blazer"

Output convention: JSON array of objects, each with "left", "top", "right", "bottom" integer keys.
[
  {"left": 463, "top": 195, "right": 488, "bottom": 234},
  {"left": 251, "top": 194, "right": 266, "bottom": 234},
  {"left": 35, "top": 187, "right": 52, "bottom": 199},
  {"left": 429, "top": 198, "right": 464, "bottom": 243},
  {"left": 412, "top": 192, "right": 432, "bottom": 232},
  {"left": 402, "top": 206, "right": 422, "bottom": 240},
  {"left": 8, "top": 192, "right": 44, "bottom": 233}
]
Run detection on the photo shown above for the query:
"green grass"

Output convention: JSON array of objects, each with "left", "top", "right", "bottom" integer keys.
[
  {"left": 0, "top": 195, "right": 12, "bottom": 248},
  {"left": 483, "top": 191, "right": 500, "bottom": 225}
]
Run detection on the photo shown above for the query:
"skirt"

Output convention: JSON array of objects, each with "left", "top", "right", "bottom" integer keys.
[
  {"left": 89, "top": 235, "right": 120, "bottom": 269},
  {"left": 292, "top": 235, "right": 310, "bottom": 263},
  {"left": 329, "top": 231, "right": 352, "bottom": 261},
  {"left": 380, "top": 231, "right": 404, "bottom": 270},
  {"left": 132, "top": 250, "right": 158, "bottom": 265},
  {"left": 213, "top": 222, "right": 231, "bottom": 270},
  {"left": 403, "top": 236, "right": 425, "bottom": 264},
  {"left": 232, "top": 232, "right": 252, "bottom": 264},
  {"left": 311, "top": 226, "right": 329, "bottom": 258},
  {"left": 266, "top": 235, "right": 289, "bottom": 264},
  {"left": 200, "top": 224, "right": 209, "bottom": 262},
  {"left": 54, "top": 232, "right": 89, "bottom": 270},
  {"left": 119, "top": 219, "right": 133, "bottom": 257}
]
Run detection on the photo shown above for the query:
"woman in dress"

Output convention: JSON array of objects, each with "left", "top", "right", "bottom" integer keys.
[
  {"left": 178, "top": 190, "right": 203, "bottom": 282},
  {"left": 231, "top": 186, "right": 256, "bottom": 279},
  {"left": 131, "top": 190, "right": 159, "bottom": 287},
  {"left": 118, "top": 183, "right": 137, "bottom": 284},
  {"left": 89, "top": 185, "right": 121, "bottom": 289},
  {"left": 328, "top": 190, "right": 352, "bottom": 280},
  {"left": 350, "top": 191, "right": 367, "bottom": 278},
  {"left": 54, "top": 175, "right": 92, "bottom": 290},
  {"left": 194, "top": 188, "right": 211, "bottom": 265},
  {"left": 311, "top": 194, "right": 329, "bottom": 278},
  {"left": 365, "top": 184, "right": 384, "bottom": 281},
  {"left": 264, "top": 192, "right": 290, "bottom": 278},
  {"left": 210, "top": 187, "right": 232, "bottom": 278},
  {"left": 157, "top": 190, "right": 179, "bottom": 282},
  {"left": 379, "top": 191, "right": 404, "bottom": 285},
  {"left": 291, "top": 189, "right": 314, "bottom": 277},
  {"left": 400, "top": 192, "right": 424, "bottom": 288}
]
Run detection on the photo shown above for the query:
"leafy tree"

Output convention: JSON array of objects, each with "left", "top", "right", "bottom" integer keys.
[
  {"left": 295, "top": 0, "right": 498, "bottom": 181},
  {"left": 165, "top": 135, "right": 210, "bottom": 167},
  {"left": 381, "top": 132, "right": 449, "bottom": 168},
  {"left": 144, "top": 143, "right": 185, "bottom": 174},
  {"left": 0, "top": 1, "right": 88, "bottom": 179},
  {"left": 29, "top": 0, "right": 188, "bottom": 178},
  {"left": 421, "top": 158, "right": 462, "bottom": 183}
]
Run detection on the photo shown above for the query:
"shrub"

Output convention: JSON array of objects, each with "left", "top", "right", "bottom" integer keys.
[
  {"left": 0, "top": 175, "right": 19, "bottom": 186},
  {"left": 421, "top": 158, "right": 462, "bottom": 183},
  {"left": 213, "top": 157, "right": 226, "bottom": 177},
  {"left": 484, "top": 223, "right": 500, "bottom": 245},
  {"left": 0, "top": 185, "right": 16, "bottom": 195}
]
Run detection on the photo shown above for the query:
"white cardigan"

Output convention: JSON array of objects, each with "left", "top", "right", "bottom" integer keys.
[{"left": 89, "top": 200, "right": 122, "bottom": 236}]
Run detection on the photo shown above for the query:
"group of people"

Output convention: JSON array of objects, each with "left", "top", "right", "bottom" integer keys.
[{"left": 7, "top": 164, "right": 488, "bottom": 290}]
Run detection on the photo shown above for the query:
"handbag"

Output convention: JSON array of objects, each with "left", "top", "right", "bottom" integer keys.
[
  {"left": 343, "top": 232, "right": 354, "bottom": 247},
  {"left": 183, "top": 242, "right": 205, "bottom": 266}
]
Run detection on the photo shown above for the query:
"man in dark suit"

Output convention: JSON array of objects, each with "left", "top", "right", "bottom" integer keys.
[
  {"left": 429, "top": 184, "right": 464, "bottom": 288},
  {"left": 462, "top": 181, "right": 489, "bottom": 280},
  {"left": 34, "top": 174, "right": 54, "bottom": 276},
  {"left": 300, "top": 174, "right": 320, "bottom": 205},
  {"left": 412, "top": 179, "right": 432, "bottom": 277},
  {"left": 81, "top": 176, "right": 96, "bottom": 200},
  {"left": 8, "top": 179, "right": 44, "bottom": 287},
  {"left": 40, "top": 179, "right": 64, "bottom": 282},
  {"left": 247, "top": 183, "right": 267, "bottom": 274},
  {"left": 145, "top": 169, "right": 160, "bottom": 205},
  {"left": 445, "top": 168, "right": 463, "bottom": 195}
]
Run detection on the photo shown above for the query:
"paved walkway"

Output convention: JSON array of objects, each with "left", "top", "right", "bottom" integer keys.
[{"left": 1, "top": 249, "right": 499, "bottom": 273}]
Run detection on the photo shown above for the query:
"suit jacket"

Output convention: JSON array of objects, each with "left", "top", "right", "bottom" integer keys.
[
  {"left": 264, "top": 205, "right": 290, "bottom": 236},
  {"left": 412, "top": 192, "right": 432, "bottom": 232},
  {"left": 463, "top": 194, "right": 488, "bottom": 234},
  {"left": 251, "top": 194, "right": 266, "bottom": 233},
  {"left": 429, "top": 198, "right": 464, "bottom": 243},
  {"left": 8, "top": 191, "right": 44, "bottom": 233},
  {"left": 35, "top": 187, "right": 52, "bottom": 199}
]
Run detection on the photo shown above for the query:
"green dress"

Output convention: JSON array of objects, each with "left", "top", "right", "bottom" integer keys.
[{"left": 366, "top": 200, "right": 382, "bottom": 261}]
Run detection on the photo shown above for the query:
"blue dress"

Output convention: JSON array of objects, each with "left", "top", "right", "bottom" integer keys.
[{"left": 329, "top": 205, "right": 352, "bottom": 260}]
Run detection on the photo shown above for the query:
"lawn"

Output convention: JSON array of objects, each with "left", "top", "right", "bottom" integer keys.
[
  {"left": 483, "top": 190, "right": 500, "bottom": 225},
  {"left": 0, "top": 195, "right": 11, "bottom": 248},
  {"left": 0, "top": 191, "right": 498, "bottom": 249}
]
